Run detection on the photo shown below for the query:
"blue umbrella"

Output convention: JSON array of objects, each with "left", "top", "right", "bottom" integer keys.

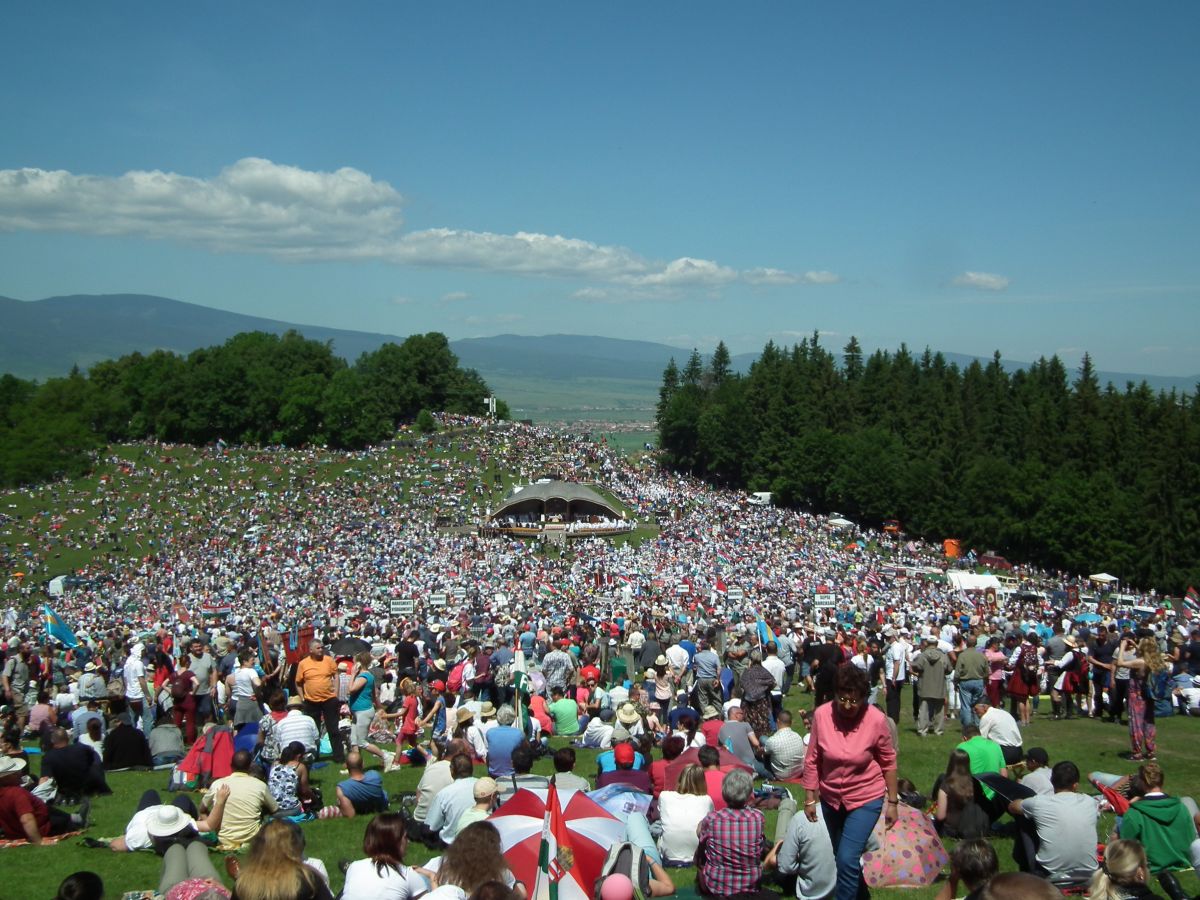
[{"left": 1074, "top": 612, "right": 1102, "bottom": 623}]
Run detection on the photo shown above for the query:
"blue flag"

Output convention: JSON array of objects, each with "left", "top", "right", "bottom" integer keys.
[{"left": 43, "top": 604, "right": 78, "bottom": 648}]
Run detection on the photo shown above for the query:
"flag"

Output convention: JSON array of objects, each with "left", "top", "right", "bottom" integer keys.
[
  {"left": 1185, "top": 586, "right": 1199, "bottom": 610},
  {"left": 538, "top": 584, "right": 560, "bottom": 599},
  {"left": 43, "top": 604, "right": 78, "bottom": 648},
  {"left": 714, "top": 577, "right": 728, "bottom": 595},
  {"left": 512, "top": 650, "right": 533, "bottom": 738},
  {"left": 533, "top": 783, "right": 574, "bottom": 900},
  {"left": 756, "top": 619, "right": 777, "bottom": 648}
]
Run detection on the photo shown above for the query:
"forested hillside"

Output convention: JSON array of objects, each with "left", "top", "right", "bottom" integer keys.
[
  {"left": 0, "top": 330, "right": 504, "bottom": 487},
  {"left": 656, "top": 334, "right": 1200, "bottom": 593}
]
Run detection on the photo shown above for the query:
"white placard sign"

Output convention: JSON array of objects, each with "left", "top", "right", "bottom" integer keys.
[
  {"left": 391, "top": 597, "right": 415, "bottom": 616},
  {"left": 428, "top": 593, "right": 447, "bottom": 608}
]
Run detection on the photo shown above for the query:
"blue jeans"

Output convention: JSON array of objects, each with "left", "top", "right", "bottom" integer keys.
[
  {"left": 958, "top": 680, "right": 986, "bottom": 729},
  {"left": 823, "top": 797, "right": 883, "bottom": 900}
]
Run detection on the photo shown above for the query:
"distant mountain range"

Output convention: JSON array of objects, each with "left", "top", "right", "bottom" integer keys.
[{"left": 1, "top": 293, "right": 1195, "bottom": 418}]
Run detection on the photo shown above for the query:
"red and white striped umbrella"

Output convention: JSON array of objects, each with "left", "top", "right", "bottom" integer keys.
[{"left": 488, "top": 788, "right": 625, "bottom": 900}]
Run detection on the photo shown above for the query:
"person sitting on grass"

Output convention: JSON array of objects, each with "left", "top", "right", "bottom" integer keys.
[
  {"left": 424, "top": 752, "right": 479, "bottom": 848},
  {"left": 1020, "top": 747, "right": 1053, "bottom": 797},
  {"left": 227, "top": 818, "right": 333, "bottom": 900},
  {"left": 457, "top": 777, "right": 499, "bottom": 833},
  {"left": 268, "top": 741, "right": 315, "bottom": 818},
  {"left": 103, "top": 713, "right": 152, "bottom": 770},
  {"left": 696, "top": 746, "right": 728, "bottom": 811},
  {"left": 933, "top": 838, "right": 999, "bottom": 900},
  {"left": 934, "top": 749, "right": 990, "bottom": 839},
  {"left": 1118, "top": 761, "right": 1200, "bottom": 880},
  {"left": 148, "top": 713, "right": 187, "bottom": 768},
  {"left": 648, "top": 736, "right": 685, "bottom": 797},
  {"left": 425, "top": 821, "right": 527, "bottom": 900},
  {"left": 201, "top": 749, "right": 277, "bottom": 851},
  {"left": 39, "top": 727, "right": 110, "bottom": 801},
  {"left": 547, "top": 686, "right": 581, "bottom": 737},
  {"left": 762, "top": 790, "right": 838, "bottom": 900},
  {"left": 549, "top": 746, "right": 590, "bottom": 792},
  {"left": 695, "top": 769, "right": 765, "bottom": 900},
  {"left": 1008, "top": 760, "right": 1098, "bottom": 888},
  {"left": 412, "top": 739, "right": 472, "bottom": 837},
  {"left": 342, "top": 813, "right": 435, "bottom": 900},
  {"left": 596, "top": 743, "right": 651, "bottom": 792},
  {"left": 0, "top": 756, "right": 90, "bottom": 844},
  {"left": 1087, "top": 839, "right": 1158, "bottom": 900},
  {"left": 313, "top": 749, "right": 388, "bottom": 820},
  {"left": 496, "top": 744, "right": 550, "bottom": 803},
  {"left": 956, "top": 725, "right": 1008, "bottom": 821}
]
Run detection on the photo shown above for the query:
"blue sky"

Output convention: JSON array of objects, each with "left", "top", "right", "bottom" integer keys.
[{"left": 1, "top": 3, "right": 1197, "bottom": 375}]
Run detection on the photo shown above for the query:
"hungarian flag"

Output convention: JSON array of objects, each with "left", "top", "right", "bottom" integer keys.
[
  {"left": 714, "top": 577, "right": 728, "bottom": 595},
  {"left": 1185, "top": 586, "right": 1200, "bottom": 611},
  {"left": 538, "top": 584, "right": 561, "bottom": 599},
  {"left": 533, "top": 783, "right": 574, "bottom": 900}
]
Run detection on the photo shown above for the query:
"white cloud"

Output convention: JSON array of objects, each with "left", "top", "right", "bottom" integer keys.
[
  {"left": 389, "top": 295, "right": 417, "bottom": 306},
  {"left": 953, "top": 271, "right": 1010, "bottom": 291},
  {"left": 743, "top": 267, "right": 799, "bottom": 285},
  {"left": 743, "top": 268, "right": 840, "bottom": 286},
  {"left": 0, "top": 158, "right": 403, "bottom": 259},
  {"left": 572, "top": 287, "right": 610, "bottom": 301},
  {"left": 439, "top": 291, "right": 470, "bottom": 303},
  {"left": 0, "top": 158, "right": 812, "bottom": 292},
  {"left": 618, "top": 256, "right": 737, "bottom": 288}
]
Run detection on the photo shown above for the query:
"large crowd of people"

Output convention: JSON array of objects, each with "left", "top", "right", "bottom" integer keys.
[{"left": 2, "top": 416, "right": 1200, "bottom": 899}]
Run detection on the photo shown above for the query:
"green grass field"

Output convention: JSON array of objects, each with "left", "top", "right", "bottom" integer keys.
[{"left": 9, "top": 695, "right": 1198, "bottom": 898}]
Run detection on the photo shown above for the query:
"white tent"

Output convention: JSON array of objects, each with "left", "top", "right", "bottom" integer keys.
[
  {"left": 1089, "top": 573, "right": 1119, "bottom": 584},
  {"left": 947, "top": 571, "right": 1002, "bottom": 592},
  {"left": 828, "top": 517, "right": 854, "bottom": 528}
]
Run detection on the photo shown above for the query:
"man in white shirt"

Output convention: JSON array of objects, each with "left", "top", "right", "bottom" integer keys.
[
  {"left": 123, "top": 643, "right": 152, "bottom": 733},
  {"left": 413, "top": 739, "right": 469, "bottom": 830},
  {"left": 762, "top": 643, "right": 787, "bottom": 693},
  {"left": 764, "top": 710, "right": 807, "bottom": 779},
  {"left": 884, "top": 631, "right": 910, "bottom": 723},
  {"left": 424, "top": 752, "right": 478, "bottom": 847},
  {"left": 664, "top": 638, "right": 691, "bottom": 692},
  {"left": 1020, "top": 747, "right": 1053, "bottom": 796},
  {"left": 973, "top": 700, "right": 1023, "bottom": 765},
  {"left": 466, "top": 703, "right": 497, "bottom": 760},
  {"left": 273, "top": 696, "right": 320, "bottom": 755}
]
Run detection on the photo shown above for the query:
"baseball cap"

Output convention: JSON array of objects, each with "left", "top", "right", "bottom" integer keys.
[
  {"left": 614, "top": 743, "right": 635, "bottom": 766},
  {"left": 431, "top": 680, "right": 446, "bottom": 691},
  {"left": 474, "top": 777, "right": 498, "bottom": 799},
  {"left": 1025, "top": 747, "right": 1049, "bottom": 766}
]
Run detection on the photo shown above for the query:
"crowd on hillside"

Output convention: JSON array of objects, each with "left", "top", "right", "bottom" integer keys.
[{"left": 2, "top": 417, "right": 1200, "bottom": 899}]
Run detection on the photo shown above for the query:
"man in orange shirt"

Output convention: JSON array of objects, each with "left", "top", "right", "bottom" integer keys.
[{"left": 294, "top": 639, "right": 343, "bottom": 763}]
